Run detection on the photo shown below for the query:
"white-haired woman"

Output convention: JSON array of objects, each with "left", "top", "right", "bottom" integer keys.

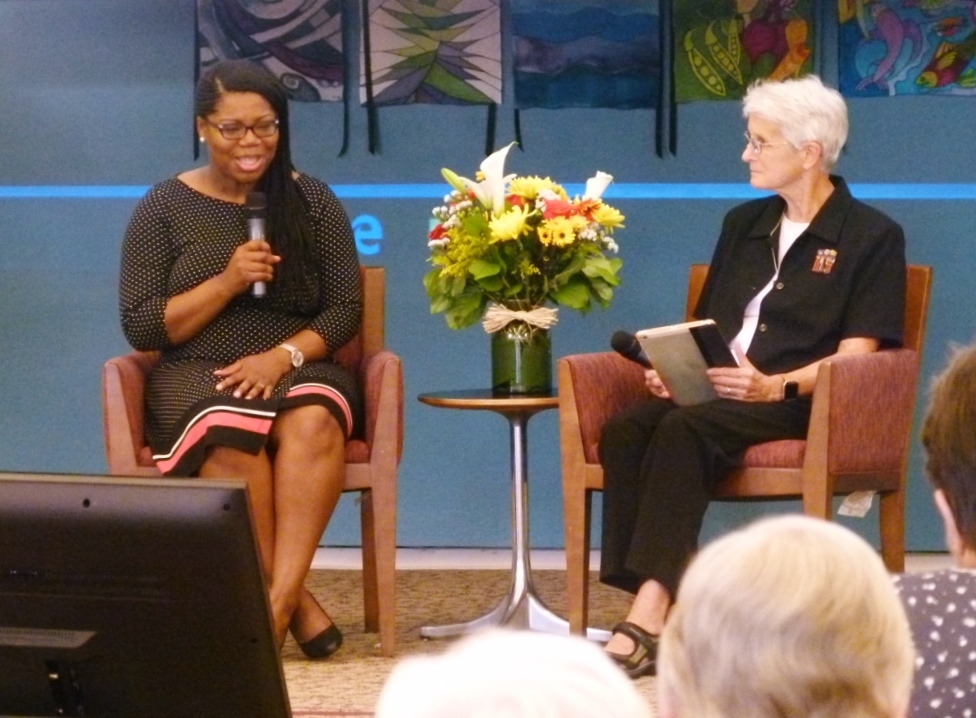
[
  {"left": 658, "top": 515, "right": 914, "bottom": 718},
  {"left": 375, "top": 629, "right": 652, "bottom": 718},
  {"left": 600, "top": 75, "right": 907, "bottom": 676}
]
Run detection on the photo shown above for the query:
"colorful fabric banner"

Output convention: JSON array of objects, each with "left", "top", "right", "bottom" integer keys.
[
  {"left": 674, "top": 0, "right": 816, "bottom": 103},
  {"left": 360, "top": 0, "right": 501, "bottom": 106},
  {"left": 196, "top": 0, "right": 344, "bottom": 102},
  {"left": 838, "top": 0, "right": 976, "bottom": 97},
  {"left": 511, "top": 0, "right": 660, "bottom": 109}
]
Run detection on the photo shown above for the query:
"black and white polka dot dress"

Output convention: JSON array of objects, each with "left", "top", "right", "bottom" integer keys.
[
  {"left": 119, "top": 175, "right": 363, "bottom": 476},
  {"left": 893, "top": 569, "right": 976, "bottom": 717}
]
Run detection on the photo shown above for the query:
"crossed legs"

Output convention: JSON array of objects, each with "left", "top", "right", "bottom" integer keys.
[{"left": 199, "top": 404, "right": 346, "bottom": 645}]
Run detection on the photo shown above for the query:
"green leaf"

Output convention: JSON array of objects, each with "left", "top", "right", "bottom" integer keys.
[
  {"left": 468, "top": 258, "right": 501, "bottom": 280},
  {"left": 589, "top": 277, "right": 615, "bottom": 304},
  {"left": 502, "top": 280, "right": 524, "bottom": 298},
  {"left": 477, "top": 275, "right": 505, "bottom": 292},
  {"left": 422, "top": 267, "right": 442, "bottom": 295},
  {"left": 429, "top": 295, "right": 452, "bottom": 314},
  {"left": 450, "top": 274, "right": 469, "bottom": 297},
  {"left": 551, "top": 279, "right": 591, "bottom": 311},
  {"left": 445, "top": 292, "right": 486, "bottom": 329},
  {"left": 553, "top": 253, "right": 587, "bottom": 285},
  {"left": 461, "top": 213, "right": 490, "bottom": 237},
  {"left": 582, "top": 255, "right": 622, "bottom": 286}
]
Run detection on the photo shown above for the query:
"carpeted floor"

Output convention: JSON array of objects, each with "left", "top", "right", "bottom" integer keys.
[{"left": 283, "top": 569, "right": 657, "bottom": 717}]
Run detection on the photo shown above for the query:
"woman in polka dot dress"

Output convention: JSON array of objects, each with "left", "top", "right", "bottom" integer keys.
[
  {"left": 119, "top": 60, "right": 361, "bottom": 659},
  {"left": 893, "top": 341, "right": 976, "bottom": 717}
]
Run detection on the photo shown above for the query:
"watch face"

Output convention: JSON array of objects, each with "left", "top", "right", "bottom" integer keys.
[
  {"left": 785, "top": 381, "right": 799, "bottom": 400},
  {"left": 291, "top": 350, "right": 304, "bottom": 368}
]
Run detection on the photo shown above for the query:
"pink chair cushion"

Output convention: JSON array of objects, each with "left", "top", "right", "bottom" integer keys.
[{"left": 741, "top": 440, "right": 806, "bottom": 468}]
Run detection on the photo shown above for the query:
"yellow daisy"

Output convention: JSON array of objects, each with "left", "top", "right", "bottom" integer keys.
[
  {"left": 591, "top": 204, "right": 625, "bottom": 230},
  {"left": 508, "top": 175, "right": 561, "bottom": 201},
  {"left": 489, "top": 204, "right": 530, "bottom": 241},
  {"left": 540, "top": 216, "right": 577, "bottom": 247}
]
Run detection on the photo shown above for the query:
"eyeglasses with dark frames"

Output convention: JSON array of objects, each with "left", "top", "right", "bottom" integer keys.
[{"left": 204, "top": 118, "right": 279, "bottom": 141}]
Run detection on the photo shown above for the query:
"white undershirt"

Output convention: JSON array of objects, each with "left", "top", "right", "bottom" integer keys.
[{"left": 732, "top": 215, "right": 809, "bottom": 354}]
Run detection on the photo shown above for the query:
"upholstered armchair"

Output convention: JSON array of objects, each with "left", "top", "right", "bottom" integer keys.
[
  {"left": 557, "top": 264, "right": 932, "bottom": 635},
  {"left": 103, "top": 265, "right": 403, "bottom": 656}
]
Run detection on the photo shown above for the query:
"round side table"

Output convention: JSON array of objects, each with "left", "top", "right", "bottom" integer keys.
[{"left": 416, "top": 390, "right": 603, "bottom": 640}]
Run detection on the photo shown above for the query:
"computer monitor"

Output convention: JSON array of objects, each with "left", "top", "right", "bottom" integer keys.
[{"left": 0, "top": 472, "right": 291, "bottom": 718}]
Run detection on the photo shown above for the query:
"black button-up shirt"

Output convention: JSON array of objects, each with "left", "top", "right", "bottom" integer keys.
[{"left": 695, "top": 176, "right": 906, "bottom": 376}]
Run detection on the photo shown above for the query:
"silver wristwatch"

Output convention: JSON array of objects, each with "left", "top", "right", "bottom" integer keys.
[{"left": 277, "top": 343, "right": 304, "bottom": 369}]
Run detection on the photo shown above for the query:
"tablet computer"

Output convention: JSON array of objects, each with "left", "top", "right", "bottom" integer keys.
[{"left": 636, "top": 319, "right": 738, "bottom": 406}]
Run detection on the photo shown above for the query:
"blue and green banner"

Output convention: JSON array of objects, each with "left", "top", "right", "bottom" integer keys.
[{"left": 511, "top": 0, "right": 660, "bottom": 110}]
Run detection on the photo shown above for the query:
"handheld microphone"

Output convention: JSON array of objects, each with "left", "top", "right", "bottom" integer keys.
[
  {"left": 245, "top": 191, "right": 267, "bottom": 298},
  {"left": 610, "top": 330, "right": 652, "bottom": 369}
]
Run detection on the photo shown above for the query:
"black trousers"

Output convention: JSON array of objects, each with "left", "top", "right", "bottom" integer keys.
[{"left": 598, "top": 396, "right": 811, "bottom": 597}]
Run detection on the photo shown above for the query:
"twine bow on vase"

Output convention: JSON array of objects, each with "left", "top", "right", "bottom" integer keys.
[
  {"left": 483, "top": 304, "right": 557, "bottom": 395},
  {"left": 481, "top": 304, "right": 559, "bottom": 334}
]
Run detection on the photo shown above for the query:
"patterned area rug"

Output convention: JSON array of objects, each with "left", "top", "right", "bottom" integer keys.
[{"left": 285, "top": 569, "right": 658, "bottom": 716}]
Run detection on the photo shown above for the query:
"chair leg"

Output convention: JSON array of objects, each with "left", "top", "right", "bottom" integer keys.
[
  {"left": 879, "top": 489, "right": 906, "bottom": 573},
  {"left": 564, "top": 487, "right": 592, "bottom": 636},
  {"left": 801, "top": 473, "right": 833, "bottom": 520},
  {"left": 367, "top": 480, "right": 397, "bottom": 658},
  {"left": 359, "top": 488, "right": 379, "bottom": 633}
]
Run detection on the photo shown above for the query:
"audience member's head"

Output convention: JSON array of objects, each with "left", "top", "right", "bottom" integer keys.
[
  {"left": 657, "top": 515, "right": 914, "bottom": 718},
  {"left": 921, "top": 341, "right": 976, "bottom": 563},
  {"left": 374, "top": 629, "right": 651, "bottom": 718}
]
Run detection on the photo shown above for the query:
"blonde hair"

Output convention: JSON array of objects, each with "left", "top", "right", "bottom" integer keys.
[
  {"left": 742, "top": 74, "right": 848, "bottom": 170},
  {"left": 375, "top": 629, "right": 651, "bottom": 718},
  {"left": 922, "top": 341, "right": 976, "bottom": 548},
  {"left": 658, "top": 516, "right": 913, "bottom": 718}
]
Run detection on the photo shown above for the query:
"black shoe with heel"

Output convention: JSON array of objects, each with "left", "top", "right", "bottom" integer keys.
[{"left": 294, "top": 622, "right": 343, "bottom": 659}]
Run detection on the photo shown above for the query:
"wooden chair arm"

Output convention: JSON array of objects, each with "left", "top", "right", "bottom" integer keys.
[{"left": 359, "top": 349, "right": 404, "bottom": 465}]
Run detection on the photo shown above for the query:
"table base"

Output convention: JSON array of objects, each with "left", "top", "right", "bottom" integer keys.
[
  {"left": 416, "top": 392, "right": 610, "bottom": 644},
  {"left": 420, "top": 583, "right": 611, "bottom": 643}
]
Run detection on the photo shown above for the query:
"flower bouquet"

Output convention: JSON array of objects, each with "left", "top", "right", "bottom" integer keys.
[{"left": 424, "top": 144, "right": 624, "bottom": 392}]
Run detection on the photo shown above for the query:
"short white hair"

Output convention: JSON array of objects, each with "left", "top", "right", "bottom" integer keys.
[
  {"left": 658, "top": 516, "right": 914, "bottom": 718},
  {"left": 742, "top": 74, "right": 848, "bottom": 170},
  {"left": 375, "top": 629, "right": 651, "bottom": 718}
]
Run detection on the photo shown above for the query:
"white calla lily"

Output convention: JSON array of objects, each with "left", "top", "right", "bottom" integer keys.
[
  {"left": 480, "top": 143, "right": 516, "bottom": 214},
  {"left": 442, "top": 144, "right": 516, "bottom": 214},
  {"left": 583, "top": 171, "right": 614, "bottom": 200}
]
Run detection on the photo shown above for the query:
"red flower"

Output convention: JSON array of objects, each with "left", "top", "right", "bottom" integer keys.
[
  {"left": 541, "top": 198, "right": 577, "bottom": 220},
  {"left": 429, "top": 223, "right": 447, "bottom": 240}
]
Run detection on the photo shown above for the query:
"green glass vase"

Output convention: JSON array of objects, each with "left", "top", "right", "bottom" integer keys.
[{"left": 490, "top": 321, "right": 552, "bottom": 395}]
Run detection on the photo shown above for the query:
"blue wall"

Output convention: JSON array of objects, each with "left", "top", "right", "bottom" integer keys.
[{"left": 1, "top": 0, "right": 974, "bottom": 552}]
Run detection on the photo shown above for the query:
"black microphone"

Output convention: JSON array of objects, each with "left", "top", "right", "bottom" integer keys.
[
  {"left": 610, "top": 330, "right": 652, "bottom": 369},
  {"left": 245, "top": 191, "right": 267, "bottom": 298}
]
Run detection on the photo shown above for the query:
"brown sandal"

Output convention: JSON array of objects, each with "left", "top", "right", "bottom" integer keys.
[{"left": 606, "top": 621, "right": 658, "bottom": 678}]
